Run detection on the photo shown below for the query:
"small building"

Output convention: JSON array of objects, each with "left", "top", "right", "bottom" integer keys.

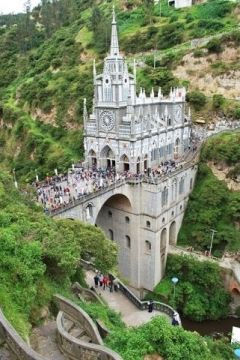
[{"left": 168, "top": 0, "right": 192, "bottom": 8}]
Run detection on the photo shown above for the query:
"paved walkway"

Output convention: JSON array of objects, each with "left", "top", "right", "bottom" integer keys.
[{"left": 85, "top": 270, "right": 169, "bottom": 327}]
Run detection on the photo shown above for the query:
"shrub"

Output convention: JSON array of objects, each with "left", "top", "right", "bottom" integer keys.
[
  {"left": 206, "top": 38, "right": 223, "bottom": 54},
  {"left": 193, "top": 49, "right": 204, "bottom": 58},
  {"left": 186, "top": 91, "right": 207, "bottom": 111},
  {"left": 212, "top": 94, "right": 225, "bottom": 109},
  {"left": 157, "top": 22, "right": 184, "bottom": 50},
  {"left": 234, "top": 108, "right": 240, "bottom": 119}
]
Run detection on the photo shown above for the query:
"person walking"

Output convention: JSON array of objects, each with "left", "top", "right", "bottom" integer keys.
[
  {"left": 148, "top": 300, "right": 154, "bottom": 313},
  {"left": 94, "top": 273, "right": 99, "bottom": 288},
  {"left": 103, "top": 275, "right": 108, "bottom": 290},
  {"left": 99, "top": 273, "right": 104, "bottom": 287},
  {"left": 172, "top": 312, "right": 180, "bottom": 326},
  {"left": 113, "top": 278, "right": 119, "bottom": 292}
]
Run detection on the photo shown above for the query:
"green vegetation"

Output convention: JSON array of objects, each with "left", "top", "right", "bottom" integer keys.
[
  {"left": 186, "top": 90, "right": 207, "bottom": 111},
  {"left": 179, "top": 132, "right": 240, "bottom": 254},
  {"left": 106, "top": 316, "right": 234, "bottom": 360},
  {"left": 0, "top": 169, "right": 117, "bottom": 338},
  {"left": 153, "top": 255, "right": 230, "bottom": 321}
]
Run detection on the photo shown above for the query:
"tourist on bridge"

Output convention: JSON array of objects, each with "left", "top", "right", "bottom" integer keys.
[
  {"left": 113, "top": 278, "right": 119, "bottom": 292},
  {"left": 148, "top": 300, "right": 154, "bottom": 313},
  {"left": 172, "top": 312, "right": 180, "bottom": 326},
  {"left": 99, "top": 273, "right": 104, "bottom": 287},
  {"left": 103, "top": 275, "right": 109, "bottom": 290},
  {"left": 94, "top": 273, "right": 99, "bottom": 288}
]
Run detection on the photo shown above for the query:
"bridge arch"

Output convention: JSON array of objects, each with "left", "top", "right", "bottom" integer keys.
[
  {"left": 95, "top": 193, "right": 132, "bottom": 280},
  {"left": 95, "top": 193, "right": 132, "bottom": 228}
]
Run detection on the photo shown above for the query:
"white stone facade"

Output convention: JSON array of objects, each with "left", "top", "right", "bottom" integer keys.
[{"left": 84, "top": 8, "right": 191, "bottom": 174}]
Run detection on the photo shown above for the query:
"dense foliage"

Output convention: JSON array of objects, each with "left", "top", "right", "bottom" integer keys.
[
  {"left": 0, "top": 169, "right": 117, "bottom": 337},
  {"left": 179, "top": 132, "right": 240, "bottom": 254},
  {"left": 106, "top": 316, "right": 235, "bottom": 360},
  {"left": 153, "top": 255, "right": 230, "bottom": 321}
]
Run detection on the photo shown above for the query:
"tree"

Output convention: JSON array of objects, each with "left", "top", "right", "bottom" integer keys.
[
  {"left": 142, "top": 0, "right": 155, "bottom": 26},
  {"left": 89, "top": 6, "right": 102, "bottom": 33}
]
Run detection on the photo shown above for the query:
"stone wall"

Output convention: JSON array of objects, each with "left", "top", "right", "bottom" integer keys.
[
  {"left": 0, "top": 309, "right": 46, "bottom": 360},
  {"left": 54, "top": 295, "right": 122, "bottom": 360}
]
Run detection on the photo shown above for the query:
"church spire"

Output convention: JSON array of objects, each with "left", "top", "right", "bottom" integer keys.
[{"left": 110, "top": 5, "right": 119, "bottom": 57}]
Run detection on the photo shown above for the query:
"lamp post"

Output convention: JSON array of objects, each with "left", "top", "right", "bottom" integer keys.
[
  {"left": 35, "top": 169, "right": 39, "bottom": 182},
  {"left": 171, "top": 277, "right": 179, "bottom": 300},
  {"left": 209, "top": 229, "right": 217, "bottom": 257},
  {"left": 13, "top": 168, "right": 18, "bottom": 189}
]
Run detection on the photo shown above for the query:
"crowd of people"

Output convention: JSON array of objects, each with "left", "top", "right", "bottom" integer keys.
[
  {"left": 36, "top": 156, "right": 190, "bottom": 213},
  {"left": 93, "top": 271, "right": 119, "bottom": 292},
  {"left": 36, "top": 166, "right": 126, "bottom": 213}
]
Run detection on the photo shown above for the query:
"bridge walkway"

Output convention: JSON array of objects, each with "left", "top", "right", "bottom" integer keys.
[{"left": 85, "top": 270, "right": 170, "bottom": 327}]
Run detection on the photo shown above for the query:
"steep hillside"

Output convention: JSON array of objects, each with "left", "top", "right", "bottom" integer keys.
[
  {"left": 179, "top": 131, "right": 240, "bottom": 255},
  {"left": 0, "top": 168, "right": 117, "bottom": 338},
  {"left": 0, "top": 0, "right": 240, "bottom": 180}
]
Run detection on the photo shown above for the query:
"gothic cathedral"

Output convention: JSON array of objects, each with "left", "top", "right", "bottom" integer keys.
[{"left": 84, "top": 7, "right": 191, "bottom": 173}]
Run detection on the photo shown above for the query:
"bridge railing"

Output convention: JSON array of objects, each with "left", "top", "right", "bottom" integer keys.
[
  {"left": 55, "top": 295, "right": 123, "bottom": 360},
  {"left": 49, "top": 155, "right": 199, "bottom": 217},
  {"left": 118, "top": 279, "right": 178, "bottom": 321},
  {"left": 49, "top": 178, "right": 127, "bottom": 216},
  {"left": 0, "top": 308, "right": 47, "bottom": 360}
]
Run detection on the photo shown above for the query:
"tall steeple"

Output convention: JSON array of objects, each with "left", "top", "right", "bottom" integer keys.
[{"left": 110, "top": 6, "right": 119, "bottom": 57}]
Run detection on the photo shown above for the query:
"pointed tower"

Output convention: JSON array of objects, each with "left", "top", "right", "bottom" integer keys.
[
  {"left": 93, "top": 6, "right": 136, "bottom": 106},
  {"left": 110, "top": 6, "right": 119, "bottom": 57}
]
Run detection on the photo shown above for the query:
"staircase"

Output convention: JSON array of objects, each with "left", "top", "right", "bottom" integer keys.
[
  {"left": 0, "top": 343, "right": 18, "bottom": 360},
  {"left": 61, "top": 314, "right": 92, "bottom": 344},
  {"left": 30, "top": 320, "right": 68, "bottom": 360},
  {"left": 0, "top": 296, "right": 122, "bottom": 360}
]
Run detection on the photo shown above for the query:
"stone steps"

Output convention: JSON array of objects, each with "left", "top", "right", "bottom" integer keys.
[
  {"left": 30, "top": 320, "right": 68, "bottom": 360},
  {"left": 62, "top": 315, "right": 93, "bottom": 343},
  {"left": 0, "top": 343, "right": 18, "bottom": 360}
]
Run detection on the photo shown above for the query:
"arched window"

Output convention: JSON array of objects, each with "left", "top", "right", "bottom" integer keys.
[
  {"left": 146, "top": 220, "right": 151, "bottom": 228},
  {"left": 125, "top": 216, "right": 130, "bottom": 223},
  {"left": 109, "top": 229, "right": 114, "bottom": 241},
  {"left": 108, "top": 210, "right": 112, "bottom": 218},
  {"left": 190, "top": 178, "right": 193, "bottom": 190},
  {"left": 179, "top": 177, "right": 185, "bottom": 194},
  {"left": 145, "top": 240, "right": 151, "bottom": 253},
  {"left": 126, "top": 235, "right": 131, "bottom": 248},
  {"left": 86, "top": 204, "right": 93, "bottom": 219},
  {"left": 161, "top": 186, "right": 168, "bottom": 207}
]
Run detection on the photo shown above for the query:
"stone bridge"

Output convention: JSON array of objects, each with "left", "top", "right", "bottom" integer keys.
[
  {"left": 51, "top": 158, "right": 198, "bottom": 291},
  {"left": 51, "top": 178, "right": 131, "bottom": 225}
]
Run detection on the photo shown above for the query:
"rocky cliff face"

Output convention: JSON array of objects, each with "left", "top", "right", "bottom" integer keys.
[{"left": 174, "top": 47, "right": 240, "bottom": 98}]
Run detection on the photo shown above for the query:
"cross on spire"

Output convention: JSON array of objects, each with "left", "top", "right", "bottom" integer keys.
[{"left": 110, "top": 5, "right": 119, "bottom": 57}]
